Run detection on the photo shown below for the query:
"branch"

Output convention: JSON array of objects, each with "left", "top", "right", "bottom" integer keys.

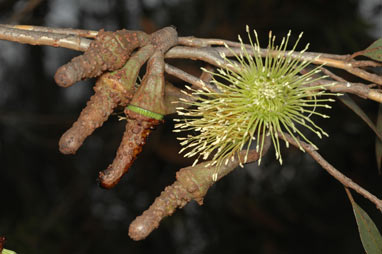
[
  {"left": 128, "top": 137, "right": 271, "bottom": 241},
  {"left": 0, "top": 24, "right": 98, "bottom": 38},
  {"left": 310, "top": 79, "right": 382, "bottom": 103},
  {"left": 0, "top": 25, "right": 91, "bottom": 51},
  {"left": 162, "top": 65, "right": 215, "bottom": 114},
  {"left": 279, "top": 132, "right": 382, "bottom": 212},
  {"left": 164, "top": 63, "right": 217, "bottom": 91},
  {"left": 216, "top": 47, "right": 382, "bottom": 85},
  {"left": 1, "top": 25, "right": 380, "bottom": 85},
  {"left": 166, "top": 46, "right": 228, "bottom": 69},
  {"left": 178, "top": 36, "right": 354, "bottom": 61},
  {"left": 320, "top": 67, "right": 382, "bottom": 103}
]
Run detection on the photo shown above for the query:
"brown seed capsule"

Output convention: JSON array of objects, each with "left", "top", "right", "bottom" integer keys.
[
  {"left": 59, "top": 44, "right": 155, "bottom": 155},
  {"left": 98, "top": 41, "right": 173, "bottom": 188},
  {"left": 54, "top": 29, "right": 149, "bottom": 87},
  {"left": 98, "top": 50, "right": 167, "bottom": 188},
  {"left": 59, "top": 73, "right": 132, "bottom": 154},
  {"left": 128, "top": 181, "right": 189, "bottom": 241},
  {"left": 98, "top": 110, "right": 161, "bottom": 189}
]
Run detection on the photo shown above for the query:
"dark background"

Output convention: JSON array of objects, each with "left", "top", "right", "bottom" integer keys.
[{"left": 0, "top": 0, "right": 381, "bottom": 253}]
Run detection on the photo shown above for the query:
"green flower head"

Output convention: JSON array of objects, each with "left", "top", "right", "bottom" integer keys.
[{"left": 174, "top": 26, "right": 338, "bottom": 168}]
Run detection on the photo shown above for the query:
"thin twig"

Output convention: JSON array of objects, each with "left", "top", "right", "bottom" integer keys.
[
  {"left": 319, "top": 68, "right": 382, "bottom": 103},
  {"left": 310, "top": 78, "right": 382, "bottom": 103},
  {"left": 217, "top": 47, "right": 382, "bottom": 85},
  {"left": 166, "top": 46, "right": 228, "bottom": 69},
  {"left": 164, "top": 63, "right": 217, "bottom": 91},
  {"left": 320, "top": 67, "right": 347, "bottom": 82},
  {"left": 279, "top": 132, "right": 382, "bottom": 212},
  {"left": 0, "top": 24, "right": 98, "bottom": 38},
  {"left": 351, "top": 60, "right": 382, "bottom": 67},
  {"left": 5, "top": 25, "right": 378, "bottom": 101},
  {"left": 4, "top": 26, "right": 349, "bottom": 62},
  {"left": 178, "top": 36, "right": 351, "bottom": 60},
  {"left": 1, "top": 25, "right": 380, "bottom": 84},
  {"left": 179, "top": 36, "right": 380, "bottom": 71},
  {"left": 0, "top": 26, "right": 90, "bottom": 51}
]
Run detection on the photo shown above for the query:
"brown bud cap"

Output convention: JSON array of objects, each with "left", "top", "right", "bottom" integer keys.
[{"left": 129, "top": 51, "right": 166, "bottom": 115}]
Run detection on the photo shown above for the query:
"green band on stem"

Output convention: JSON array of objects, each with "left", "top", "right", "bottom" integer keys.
[{"left": 127, "top": 105, "right": 164, "bottom": 120}]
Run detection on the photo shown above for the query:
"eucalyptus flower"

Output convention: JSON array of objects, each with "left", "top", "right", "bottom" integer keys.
[{"left": 174, "top": 26, "right": 339, "bottom": 169}]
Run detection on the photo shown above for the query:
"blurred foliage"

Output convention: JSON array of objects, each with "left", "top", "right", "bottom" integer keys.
[
  {"left": 0, "top": 0, "right": 381, "bottom": 253},
  {"left": 347, "top": 190, "right": 382, "bottom": 254}
]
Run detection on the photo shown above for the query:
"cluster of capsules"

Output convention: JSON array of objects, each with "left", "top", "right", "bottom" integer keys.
[{"left": 55, "top": 27, "right": 178, "bottom": 189}]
